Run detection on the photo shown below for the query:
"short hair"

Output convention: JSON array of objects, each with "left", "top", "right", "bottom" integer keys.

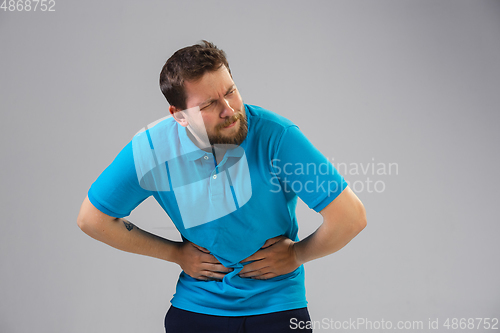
[{"left": 159, "top": 40, "right": 231, "bottom": 110}]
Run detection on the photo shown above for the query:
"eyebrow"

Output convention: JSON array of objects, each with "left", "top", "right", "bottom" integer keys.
[{"left": 199, "top": 84, "right": 236, "bottom": 108}]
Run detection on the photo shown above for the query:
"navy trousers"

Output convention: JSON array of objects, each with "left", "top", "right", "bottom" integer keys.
[{"left": 165, "top": 306, "right": 313, "bottom": 333}]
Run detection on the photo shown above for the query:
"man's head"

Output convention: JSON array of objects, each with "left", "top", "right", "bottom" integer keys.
[{"left": 160, "top": 40, "right": 247, "bottom": 146}]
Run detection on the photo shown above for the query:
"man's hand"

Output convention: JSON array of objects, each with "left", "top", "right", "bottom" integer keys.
[
  {"left": 174, "top": 241, "right": 233, "bottom": 281},
  {"left": 238, "top": 236, "right": 301, "bottom": 280}
]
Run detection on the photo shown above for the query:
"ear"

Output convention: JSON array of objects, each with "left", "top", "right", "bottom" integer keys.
[{"left": 169, "top": 105, "right": 189, "bottom": 127}]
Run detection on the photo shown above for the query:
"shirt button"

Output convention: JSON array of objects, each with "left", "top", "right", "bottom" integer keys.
[
  {"left": 204, "top": 156, "right": 209, "bottom": 160},
  {"left": 213, "top": 175, "right": 217, "bottom": 179}
]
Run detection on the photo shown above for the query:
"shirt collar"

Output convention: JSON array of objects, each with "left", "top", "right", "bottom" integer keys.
[
  {"left": 177, "top": 104, "right": 251, "bottom": 162},
  {"left": 178, "top": 125, "right": 207, "bottom": 161}
]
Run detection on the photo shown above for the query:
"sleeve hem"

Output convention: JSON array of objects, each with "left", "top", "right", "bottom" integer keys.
[
  {"left": 87, "top": 188, "right": 130, "bottom": 218},
  {"left": 311, "top": 181, "right": 349, "bottom": 212}
]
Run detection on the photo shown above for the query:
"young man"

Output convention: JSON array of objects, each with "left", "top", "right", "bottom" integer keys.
[{"left": 77, "top": 40, "right": 366, "bottom": 333}]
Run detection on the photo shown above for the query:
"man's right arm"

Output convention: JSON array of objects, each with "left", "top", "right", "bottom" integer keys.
[{"left": 77, "top": 195, "right": 232, "bottom": 280}]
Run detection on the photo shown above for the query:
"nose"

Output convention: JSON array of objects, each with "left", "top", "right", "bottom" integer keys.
[{"left": 220, "top": 97, "right": 235, "bottom": 118}]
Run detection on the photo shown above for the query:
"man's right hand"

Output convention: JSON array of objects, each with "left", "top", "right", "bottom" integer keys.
[
  {"left": 174, "top": 241, "right": 233, "bottom": 281},
  {"left": 77, "top": 196, "right": 233, "bottom": 281}
]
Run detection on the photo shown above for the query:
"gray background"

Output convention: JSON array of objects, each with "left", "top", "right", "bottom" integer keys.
[{"left": 1, "top": 0, "right": 499, "bottom": 332}]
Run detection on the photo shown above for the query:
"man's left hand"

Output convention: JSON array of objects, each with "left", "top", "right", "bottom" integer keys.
[{"left": 238, "top": 236, "right": 301, "bottom": 280}]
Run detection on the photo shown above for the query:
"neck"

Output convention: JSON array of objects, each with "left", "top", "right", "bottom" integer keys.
[{"left": 186, "top": 127, "right": 210, "bottom": 150}]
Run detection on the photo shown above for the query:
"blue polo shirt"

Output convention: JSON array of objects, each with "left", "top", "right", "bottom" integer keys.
[{"left": 88, "top": 104, "right": 348, "bottom": 316}]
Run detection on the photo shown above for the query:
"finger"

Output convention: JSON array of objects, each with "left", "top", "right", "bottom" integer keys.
[
  {"left": 206, "top": 263, "right": 234, "bottom": 273},
  {"left": 195, "top": 275, "right": 209, "bottom": 281},
  {"left": 239, "top": 262, "right": 256, "bottom": 274},
  {"left": 240, "top": 250, "right": 267, "bottom": 263},
  {"left": 200, "top": 270, "right": 228, "bottom": 280},
  {"left": 251, "top": 272, "right": 276, "bottom": 280},
  {"left": 200, "top": 253, "right": 223, "bottom": 264},
  {"left": 239, "top": 263, "right": 271, "bottom": 277},
  {"left": 239, "top": 269, "right": 262, "bottom": 278},
  {"left": 239, "top": 267, "right": 273, "bottom": 279},
  {"left": 260, "top": 236, "right": 285, "bottom": 249},
  {"left": 240, "top": 255, "right": 254, "bottom": 264}
]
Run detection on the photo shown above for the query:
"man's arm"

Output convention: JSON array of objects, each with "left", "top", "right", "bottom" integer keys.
[
  {"left": 295, "top": 186, "right": 367, "bottom": 264},
  {"left": 238, "top": 186, "right": 366, "bottom": 279},
  {"left": 77, "top": 196, "right": 233, "bottom": 280}
]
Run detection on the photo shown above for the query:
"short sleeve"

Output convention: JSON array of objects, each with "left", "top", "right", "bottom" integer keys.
[
  {"left": 88, "top": 141, "right": 152, "bottom": 218},
  {"left": 272, "top": 126, "right": 348, "bottom": 212}
]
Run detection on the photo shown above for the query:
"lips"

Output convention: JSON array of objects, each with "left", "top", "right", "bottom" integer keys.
[
  {"left": 224, "top": 119, "right": 237, "bottom": 128},
  {"left": 218, "top": 112, "right": 243, "bottom": 130}
]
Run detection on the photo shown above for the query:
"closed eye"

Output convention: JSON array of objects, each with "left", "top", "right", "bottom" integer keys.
[{"left": 200, "top": 101, "right": 214, "bottom": 110}]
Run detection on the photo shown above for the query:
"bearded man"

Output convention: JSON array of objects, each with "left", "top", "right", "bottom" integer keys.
[{"left": 77, "top": 40, "right": 366, "bottom": 333}]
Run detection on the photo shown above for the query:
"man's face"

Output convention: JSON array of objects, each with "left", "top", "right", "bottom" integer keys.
[{"left": 180, "top": 66, "right": 247, "bottom": 146}]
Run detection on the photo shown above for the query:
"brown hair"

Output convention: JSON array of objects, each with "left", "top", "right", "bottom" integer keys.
[{"left": 159, "top": 40, "right": 231, "bottom": 110}]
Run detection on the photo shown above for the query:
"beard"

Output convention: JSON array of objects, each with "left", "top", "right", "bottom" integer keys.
[{"left": 208, "top": 111, "right": 248, "bottom": 146}]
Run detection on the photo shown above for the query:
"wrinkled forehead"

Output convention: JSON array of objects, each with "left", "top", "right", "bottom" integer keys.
[{"left": 183, "top": 66, "right": 235, "bottom": 109}]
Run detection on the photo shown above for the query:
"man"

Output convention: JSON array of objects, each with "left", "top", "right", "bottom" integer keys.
[{"left": 77, "top": 40, "right": 366, "bottom": 333}]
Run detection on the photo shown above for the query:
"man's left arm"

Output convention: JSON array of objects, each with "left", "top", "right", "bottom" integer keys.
[{"left": 239, "top": 186, "right": 366, "bottom": 279}]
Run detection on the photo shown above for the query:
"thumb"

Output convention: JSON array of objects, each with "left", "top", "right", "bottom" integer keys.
[{"left": 191, "top": 242, "right": 210, "bottom": 253}]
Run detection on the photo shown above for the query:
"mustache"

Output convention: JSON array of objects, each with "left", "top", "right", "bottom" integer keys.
[{"left": 216, "top": 112, "right": 245, "bottom": 130}]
